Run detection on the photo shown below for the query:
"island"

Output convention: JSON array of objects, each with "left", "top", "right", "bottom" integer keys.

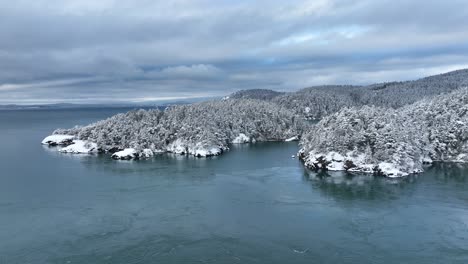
[{"left": 42, "top": 69, "right": 468, "bottom": 177}]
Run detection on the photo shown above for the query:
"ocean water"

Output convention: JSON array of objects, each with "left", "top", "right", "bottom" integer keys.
[{"left": 0, "top": 108, "right": 468, "bottom": 264}]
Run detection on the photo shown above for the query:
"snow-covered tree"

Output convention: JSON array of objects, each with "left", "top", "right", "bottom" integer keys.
[
  {"left": 299, "top": 88, "right": 468, "bottom": 177},
  {"left": 226, "top": 69, "right": 468, "bottom": 120},
  {"left": 52, "top": 99, "right": 307, "bottom": 157}
]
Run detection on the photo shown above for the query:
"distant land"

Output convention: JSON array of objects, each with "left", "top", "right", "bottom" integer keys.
[{"left": 0, "top": 97, "right": 216, "bottom": 110}]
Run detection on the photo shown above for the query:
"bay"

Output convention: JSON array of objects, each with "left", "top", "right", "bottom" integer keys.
[{"left": 1, "top": 108, "right": 467, "bottom": 264}]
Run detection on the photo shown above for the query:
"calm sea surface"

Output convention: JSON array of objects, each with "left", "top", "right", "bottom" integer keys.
[{"left": 1, "top": 108, "right": 468, "bottom": 264}]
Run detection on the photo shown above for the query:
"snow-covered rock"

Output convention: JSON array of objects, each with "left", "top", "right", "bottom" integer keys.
[
  {"left": 59, "top": 140, "right": 98, "bottom": 154},
  {"left": 111, "top": 148, "right": 137, "bottom": 160},
  {"left": 108, "top": 148, "right": 155, "bottom": 160},
  {"left": 299, "top": 150, "right": 421, "bottom": 177},
  {"left": 166, "top": 139, "right": 188, "bottom": 155},
  {"left": 41, "top": 135, "right": 75, "bottom": 146},
  {"left": 141, "top": 149, "right": 154, "bottom": 158},
  {"left": 285, "top": 136, "right": 299, "bottom": 142},
  {"left": 232, "top": 133, "right": 250, "bottom": 144},
  {"left": 191, "top": 145, "right": 223, "bottom": 157},
  {"left": 166, "top": 139, "right": 225, "bottom": 157}
]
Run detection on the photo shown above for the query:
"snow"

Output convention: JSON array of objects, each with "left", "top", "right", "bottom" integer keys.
[
  {"left": 167, "top": 139, "right": 224, "bottom": 157},
  {"left": 59, "top": 140, "right": 98, "bottom": 154},
  {"left": 166, "top": 139, "right": 188, "bottom": 154},
  {"left": 108, "top": 148, "right": 155, "bottom": 160},
  {"left": 377, "top": 162, "right": 408, "bottom": 177},
  {"left": 422, "top": 156, "right": 433, "bottom": 164},
  {"left": 285, "top": 136, "right": 298, "bottom": 142},
  {"left": 325, "top": 152, "right": 344, "bottom": 162},
  {"left": 111, "top": 148, "right": 137, "bottom": 160},
  {"left": 300, "top": 150, "right": 425, "bottom": 177},
  {"left": 232, "top": 133, "right": 250, "bottom": 144},
  {"left": 41, "top": 135, "right": 75, "bottom": 146},
  {"left": 141, "top": 149, "right": 154, "bottom": 158},
  {"left": 328, "top": 161, "right": 345, "bottom": 171},
  {"left": 192, "top": 147, "right": 222, "bottom": 157}
]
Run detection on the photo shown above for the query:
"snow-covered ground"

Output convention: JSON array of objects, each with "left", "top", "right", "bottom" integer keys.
[
  {"left": 166, "top": 139, "right": 225, "bottom": 157},
  {"left": 299, "top": 151, "right": 421, "bottom": 177},
  {"left": 41, "top": 135, "right": 75, "bottom": 146},
  {"left": 59, "top": 140, "right": 98, "bottom": 154},
  {"left": 285, "top": 136, "right": 298, "bottom": 142},
  {"left": 232, "top": 133, "right": 250, "bottom": 144},
  {"left": 111, "top": 148, "right": 137, "bottom": 160}
]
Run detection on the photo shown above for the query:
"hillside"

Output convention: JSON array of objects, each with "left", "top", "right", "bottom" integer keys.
[
  {"left": 298, "top": 88, "right": 468, "bottom": 177},
  {"left": 227, "top": 89, "right": 285, "bottom": 100},
  {"left": 226, "top": 69, "right": 468, "bottom": 119}
]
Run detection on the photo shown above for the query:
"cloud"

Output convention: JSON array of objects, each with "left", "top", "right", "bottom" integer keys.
[
  {"left": 154, "top": 64, "right": 223, "bottom": 79},
  {"left": 1, "top": 0, "right": 468, "bottom": 104}
]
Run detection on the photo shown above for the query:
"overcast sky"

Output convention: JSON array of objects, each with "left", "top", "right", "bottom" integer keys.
[{"left": 1, "top": 0, "right": 468, "bottom": 104}]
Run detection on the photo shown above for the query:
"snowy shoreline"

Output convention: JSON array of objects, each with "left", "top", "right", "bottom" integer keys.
[
  {"left": 41, "top": 99, "right": 306, "bottom": 160},
  {"left": 41, "top": 133, "right": 301, "bottom": 160},
  {"left": 297, "top": 150, "right": 423, "bottom": 177}
]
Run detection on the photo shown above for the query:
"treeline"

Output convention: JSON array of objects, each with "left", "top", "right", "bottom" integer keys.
[{"left": 228, "top": 89, "right": 285, "bottom": 100}]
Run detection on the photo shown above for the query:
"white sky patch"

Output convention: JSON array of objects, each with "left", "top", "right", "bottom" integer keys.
[
  {"left": 0, "top": 77, "right": 102, "bottom": 91},
  {"left": 280, "top": 0, "right": 332, "bottom": 18},
  {"left": 335, "top": 25, "right": 372, "bottom": 39},
  {"left": 152, "top": 64, "right": 223, "bottom": 79},
  {"left": 61, "top": 0, "right": 116, "bottom": 15},
  {"left": 130, "top": 93, "right": 218, "bottom": 103},
  {"left": 276, "top": 32, "right": 325, "bottom": 46},
  {"left": 274, "top": 25, "right": 372, "bottom": 46}
]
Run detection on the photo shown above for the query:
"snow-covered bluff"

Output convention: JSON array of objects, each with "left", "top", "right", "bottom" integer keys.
[
  {"left": 44, "top": 99, "right": 306, "bottom": 158},
  {"left": 299, "top": 88, "right": 468, "bottom": 177}
]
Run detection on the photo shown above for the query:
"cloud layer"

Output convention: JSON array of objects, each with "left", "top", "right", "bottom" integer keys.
[{"left": 2, "top": 0, "right": 468, "bottom": 104}]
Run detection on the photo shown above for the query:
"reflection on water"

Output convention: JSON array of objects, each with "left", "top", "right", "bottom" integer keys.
[
  {"left": 303, "top": 170, "right": 418, "bottom": 201},
  {"left": 302, "top": 163, "right": 468, "bottom": 203}
]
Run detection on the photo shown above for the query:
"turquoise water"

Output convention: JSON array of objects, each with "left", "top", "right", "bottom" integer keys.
[{"left": 0, "top": 109, "right": 468, "bottom": 264}]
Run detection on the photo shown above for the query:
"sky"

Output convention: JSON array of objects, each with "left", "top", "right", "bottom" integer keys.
[{"left": 1, "top": 0, "right": 468, "bottom": 104}]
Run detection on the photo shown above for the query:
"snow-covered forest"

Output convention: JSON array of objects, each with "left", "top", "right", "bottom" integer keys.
[
  {"left": 299, "top": 88, "right": 468, "bottom": 177},
  {"left": 46, "top": 99, "right": 306, "bottom": 158},
  {"left": 227, "top": 69, "right": 468, "bottom": 119},
  {"left": 228, "top": 89, "right": 285, "bottom": 101}
]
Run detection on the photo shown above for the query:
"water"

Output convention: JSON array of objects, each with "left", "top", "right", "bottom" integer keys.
[{"left": 1, "top": 108, "right": 468, "bottom": 264}]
